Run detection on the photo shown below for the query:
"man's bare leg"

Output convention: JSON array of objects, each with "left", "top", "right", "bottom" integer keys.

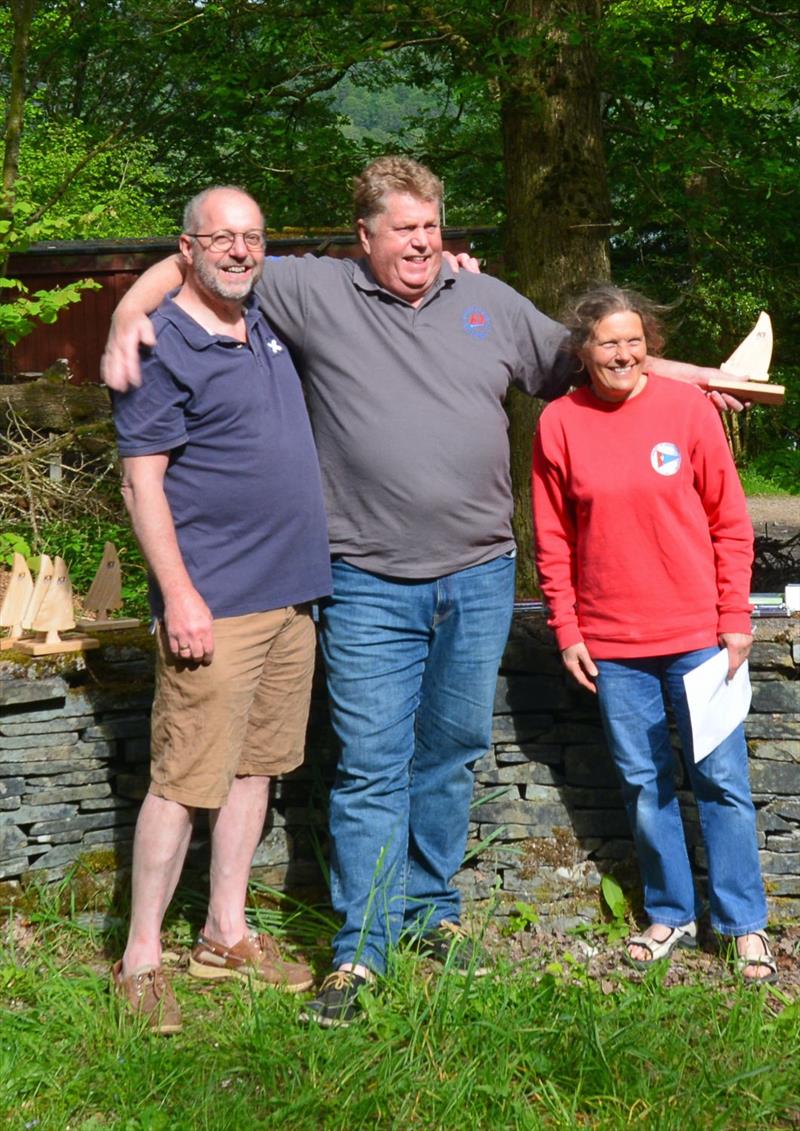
[
  {"left": 122, "top": 792, "right": 195, "bottom": 973},
  {"left": 203, "top": 774, "right": 270, "bottom": 945}
]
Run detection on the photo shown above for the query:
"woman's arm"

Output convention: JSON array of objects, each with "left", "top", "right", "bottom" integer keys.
[
  {"left": 560, "top": 642, "right": 599, "bottom": 694},
  {"left": 690, "top": 400, "right": 754, "bottom": 675},
  {"left": 532, "top": 414, "right": 598, "bottom": 690}
]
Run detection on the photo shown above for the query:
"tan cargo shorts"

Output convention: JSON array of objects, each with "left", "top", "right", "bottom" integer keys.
[{"left": 149, "top": 604, "right": 316, "bottom": 808}]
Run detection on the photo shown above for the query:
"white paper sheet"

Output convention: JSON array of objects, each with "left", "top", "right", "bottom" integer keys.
[{"left": 682, "top": 649, "right": 751, "bottom": 763}]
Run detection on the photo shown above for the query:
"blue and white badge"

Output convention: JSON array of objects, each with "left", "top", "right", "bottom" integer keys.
[{"left": 651, "top": 441, "right": 681, "bottom": 476}]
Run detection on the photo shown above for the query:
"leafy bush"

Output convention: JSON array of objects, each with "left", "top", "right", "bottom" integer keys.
[
  {"left": 0, "top": 531, "right": 33, "bottom": 567},
  {"left": 742, "top": 450, "right": 800, "bottom": 496}
]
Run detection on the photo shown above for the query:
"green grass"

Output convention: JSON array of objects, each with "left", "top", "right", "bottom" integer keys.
[
  {"left": 2, "top": 886, "right": 799, "bottom": 1131},
  {"left": 739, "top": 468, "right": 797, "bottom": 496}
]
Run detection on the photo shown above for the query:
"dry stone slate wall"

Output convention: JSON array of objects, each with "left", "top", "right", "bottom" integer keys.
[{"left": 2, "top": 613, "right": 800, "bottom": 926}]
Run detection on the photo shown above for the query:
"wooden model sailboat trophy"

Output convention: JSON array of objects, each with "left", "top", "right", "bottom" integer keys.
[
  {"left": 0, "top": 541, "right": 138, "bottom": 654},
  {"left": 76, "top": 542, "right": 140, "bottom": 631},
  {"left": 706, "top": 312, "right": 784, "bottom": 406},
  {"left": 16, "top": 555, "right": 100, "bottom": 655},
  {"left": 0, "top": 553, "right": 34, "bottom": 650}
]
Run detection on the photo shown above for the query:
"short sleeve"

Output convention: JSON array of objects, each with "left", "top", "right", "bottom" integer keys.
[
  {"left": 111, "top": 347, "right": 189, "bottom": 457},
  {"left": 509, "top": 298, "right": 578, "bottom": 402}
]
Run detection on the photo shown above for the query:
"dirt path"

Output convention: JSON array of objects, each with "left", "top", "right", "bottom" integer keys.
[{"left": 748, "top": 496, "right": 800, "bottom": 527}]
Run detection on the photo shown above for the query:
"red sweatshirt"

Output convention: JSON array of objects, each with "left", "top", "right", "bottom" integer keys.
[{"left": 532, "top": 375, "right": 753, "bottom": 659}]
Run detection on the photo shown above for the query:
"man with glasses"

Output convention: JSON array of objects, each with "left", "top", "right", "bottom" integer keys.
[{"left": 109, "top": 186, "right": 331, "bottom": 1033}]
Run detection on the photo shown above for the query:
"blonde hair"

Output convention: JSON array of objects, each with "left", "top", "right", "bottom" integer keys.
[{"left": 353, "top": 156, "right": 442, "bottom": 233}]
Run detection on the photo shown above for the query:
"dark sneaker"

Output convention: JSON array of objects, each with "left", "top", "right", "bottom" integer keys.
[
  {"left": 418, "top": 920, "right": 492, "bottom": 976},
  {"left": 111, "top": 960, "right": 182, "bottom": 1035},
  {"left": 299, "top": 969, "right": 374, "bottom": 1028},
  {"left": 188, "top": 931, "right": 313, "bottom": 993}
]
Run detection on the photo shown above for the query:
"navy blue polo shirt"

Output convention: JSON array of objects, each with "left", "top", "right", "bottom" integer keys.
[{"left": 112, "top": 292, "right": 331, "bottom": 618}]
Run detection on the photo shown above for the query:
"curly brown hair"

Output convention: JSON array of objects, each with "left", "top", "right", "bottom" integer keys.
[{"left": 561, "top": 284, "right": 668, "bottom": 357}]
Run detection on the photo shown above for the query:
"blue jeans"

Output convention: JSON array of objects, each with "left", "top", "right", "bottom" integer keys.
[
  {"left": 595, "top": 649, "right": 766, "bottom": 936},
  {"left": 319, "top": 553, "right": 516, "bottom": 973}
]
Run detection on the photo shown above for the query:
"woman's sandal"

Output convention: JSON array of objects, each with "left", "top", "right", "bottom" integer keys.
[
  {"left": 734, "top": 930, "right": 778, "bottom": 985},
  {"left": 624, "top": 921, "right": 698, "bottom": 970}
]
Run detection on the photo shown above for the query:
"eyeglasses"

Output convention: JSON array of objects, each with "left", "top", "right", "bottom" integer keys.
[{"left": 186, "top": 229, "right": 266, "bottom": 252}]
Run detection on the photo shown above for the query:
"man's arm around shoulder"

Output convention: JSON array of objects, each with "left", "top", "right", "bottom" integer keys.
[{"left": 102, "top": 255, "right": 185, "bottom": 392}]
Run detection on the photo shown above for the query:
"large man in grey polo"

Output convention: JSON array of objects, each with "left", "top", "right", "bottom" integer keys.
[
  {"left": 246, "top": 159, "right": 578, "bottom": 1028},
  {"left": 256, "top": 253, "right": 574, "bottom": 577}
]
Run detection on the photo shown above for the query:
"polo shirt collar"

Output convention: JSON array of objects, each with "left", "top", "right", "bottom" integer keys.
[
  {"left": 158, "top": 288, "right": 260, "bottom": 351},
  {"left": 350, "top": 257, "right": 456, "bottom": 307}
]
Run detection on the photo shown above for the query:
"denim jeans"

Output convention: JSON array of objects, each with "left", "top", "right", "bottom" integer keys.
[
  {"left": 595, "top": 649, "right": 766, "bottom": 936},
  {"left": 319, "top": 553, "right": 516, "bottom": 972}
]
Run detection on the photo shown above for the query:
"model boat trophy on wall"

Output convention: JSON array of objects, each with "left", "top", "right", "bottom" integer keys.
[
  {"left": 0, "top": 553, "right": 34, "bottom": 650},
  {"left": 14, "top": 554, "right": 100, "bottom": 656},
  {"left": 0, "top": 542, "right": 139, "bottom": 655},
  {"left": 76, "top": 542, "right": 140, "bottom": 631}
]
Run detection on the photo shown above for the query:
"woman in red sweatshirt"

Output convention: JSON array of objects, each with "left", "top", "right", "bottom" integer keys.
[{"left": 532, "top": 284, "right": 774, "bottom": 983}]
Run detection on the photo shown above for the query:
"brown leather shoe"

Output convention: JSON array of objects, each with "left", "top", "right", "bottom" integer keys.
[
  {"left": 188, "top": 931, "right": 313, "bottom": 993},
  {"left": 111, "top": 960, "right": 182, "bottom": 1035}
]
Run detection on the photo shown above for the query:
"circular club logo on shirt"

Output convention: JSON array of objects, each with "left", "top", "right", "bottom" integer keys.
[
  {"left": 462, "top": 307, "right": 491, "bottom": 340},
  {"left": 651, "top": 441, "right": 681, "bottom": 476}
]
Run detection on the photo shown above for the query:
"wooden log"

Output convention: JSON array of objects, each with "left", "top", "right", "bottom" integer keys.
[{"left": 0, "top": 378, "right": 111, "bottom": 432}]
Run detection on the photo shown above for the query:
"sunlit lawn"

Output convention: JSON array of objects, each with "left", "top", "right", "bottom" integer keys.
[{"left": 2, "top": 877, "right": 799, "bottom": 1131}]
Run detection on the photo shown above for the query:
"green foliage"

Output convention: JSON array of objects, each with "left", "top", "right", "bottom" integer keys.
[
  {"left": 330, "top": 50, "right": 505, "bottom": 227},
  {"left": 739, "top": 467, "right": 797, "bottom": 497},
  {"left": 744, "top": 451, "right": 800, "bottom": 497},
  {"left": 0, "top": 198, "right": 103, "bottom": 347},
  {"left": 735, "top": 367, "right": 800, "bottom": 480},
  {"left": 43, "top": 518, "right": 148, "bottom": 618},
  {"left": 0, "top": 274, "right": 100, "bottom": 347},
  {"left": 600, "top": 873, "right": 630, "bottom": 944},
  {"left": 0, "top": 531, "right": 32, "bottom": 567},
  {"left": 1, "top": 0, "right": 377, "bottom": 232},
  {"left": 568, "top": 873, "right": 631, "bottom": 945},
  {"left": 502, "top": 899, "right": 540, "bottom": 935},
  {"left": 11, "top": 107, "right": 175, "bottom": 239},
  {"left": 602, "top": 1, "right": 799, "bottom": 358}
]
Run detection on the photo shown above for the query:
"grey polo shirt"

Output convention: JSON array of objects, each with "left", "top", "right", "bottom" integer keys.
[{"left": 255, "top": 256, "right": 574, "bottom": 579}]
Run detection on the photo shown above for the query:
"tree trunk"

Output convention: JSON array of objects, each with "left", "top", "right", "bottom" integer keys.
[
  {"left": 498, "top": 0, "right": 611, "bottom": 595},
  {"left": 1, "top": 0, "right": 35, "bottom": 222},
  {"left": 1, "top": 0, "right": 35, "bottom": 378}
]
